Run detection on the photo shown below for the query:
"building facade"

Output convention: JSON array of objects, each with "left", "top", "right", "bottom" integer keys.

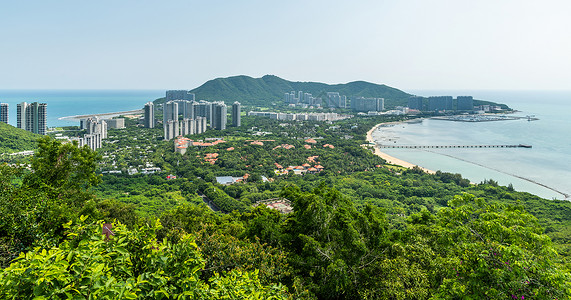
[
  {"left": 0, "top": 103, "right": 8, "bottom": 124},
  {"left": 351, "top": 97, "right": 384, "bottom": 112},
  {"left": 165, "top": 90, "right": 195, "bottom": 102},
  {"left": 326, "top": 92, "right": 347, "bottom": 108},
  {"left": 408, "top": 96, "right": 424, "bottom": 110},
  {"left": 212, "top": 102, "right": 227, "bottom": 130},
  {"left": 144, "top": 102, "right": 155, "bottom": 128},
  {"left": 428, "top": 96, "right": 453, "bottom": 112},
  {"left": 457, "top": 96, "right": 474, "bottom": 111},
  {"left": 106, "top": 118, "right": 125, "bottom": 129},
  {"left": 232, "top": 101, "right": 241, "bottom": 127},
  {"left": 17, "top": 102, "right": 47, "bottom": 135}
]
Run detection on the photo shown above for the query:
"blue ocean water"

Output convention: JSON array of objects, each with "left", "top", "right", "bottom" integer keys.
[
  {"left": 0, "top": 90, "right": 164, "bottom": 128},
  {"left": 372, "top": 90, "right": 571, "bottom": 200}
]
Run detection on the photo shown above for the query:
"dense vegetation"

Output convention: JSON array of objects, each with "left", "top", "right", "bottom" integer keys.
[
  {"left": 1, "top": 113, "right": 570, "bottom": 299},
  {"left": 0, "top": 122, "right": 38, "bottom": 154}
]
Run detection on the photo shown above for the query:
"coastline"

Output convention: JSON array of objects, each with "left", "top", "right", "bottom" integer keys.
[{"left": 366, "top": 120, "right": 436, "bottom": 174}]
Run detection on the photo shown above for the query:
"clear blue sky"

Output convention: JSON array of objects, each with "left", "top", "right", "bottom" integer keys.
[{"left": 1, "top": 0, "right": 570, "bottom": 90}]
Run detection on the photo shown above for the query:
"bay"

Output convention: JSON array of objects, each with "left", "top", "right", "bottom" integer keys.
[
  {"left": 0, "top": 90, "right": 163, "bottom": 128},
  {"left": 372, "top": 90, "right": 571, "bottom": 200}
]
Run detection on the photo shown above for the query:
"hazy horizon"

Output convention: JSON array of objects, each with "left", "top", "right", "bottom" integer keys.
[{"left": 2, "top": 0, "right": 570, "bottom": 91}]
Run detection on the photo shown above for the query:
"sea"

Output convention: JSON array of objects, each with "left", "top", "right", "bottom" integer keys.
[
  {"left": 0, "top": 90, "right": 164, "bottom": 128},
  {"left": 372, "top": 90, "right": 571, "bottom": 201},
  {"left": 1, "top": 89, "right": 569, "bottom": 200}
]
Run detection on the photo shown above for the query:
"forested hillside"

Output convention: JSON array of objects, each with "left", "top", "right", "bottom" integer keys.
[
  {"left": 1, "top": 115, "right": 569, "bottom": 299},
  {"left": 154, "top": 75, "right": 412, "bottom": 107},
  {"left": 0, "top": 122, "right": 38, "bottom": 154}
]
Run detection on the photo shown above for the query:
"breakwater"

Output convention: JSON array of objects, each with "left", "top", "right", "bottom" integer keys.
[{"left": 378, "top": 144, "right": 532, "bottom": 149}]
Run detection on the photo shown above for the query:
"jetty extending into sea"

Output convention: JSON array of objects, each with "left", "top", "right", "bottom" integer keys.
[{"left": 378, "top": 144, "right": 532, "bottom": 149}]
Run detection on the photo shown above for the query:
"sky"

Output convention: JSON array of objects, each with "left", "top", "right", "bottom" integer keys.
[{"left": 1, "top": 0, "right": 570, "bottom": 90}]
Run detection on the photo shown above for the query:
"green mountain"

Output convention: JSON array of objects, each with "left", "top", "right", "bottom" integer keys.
[
  {"left": 0, "top": 122, "right": 39, "bottom": 154},
  {"left": 155, "top": 75, "right": 412, "bottom": 108}
]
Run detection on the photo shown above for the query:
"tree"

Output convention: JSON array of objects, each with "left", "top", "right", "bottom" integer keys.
[
  {"left": 423, "top": 194, "right": 570, "bottom": 299},
  {"left": 0, "top": 217, "right": 288, "bottom": 299}
]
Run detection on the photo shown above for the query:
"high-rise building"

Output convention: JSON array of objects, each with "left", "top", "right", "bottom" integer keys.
[
  {"left": 326, "top": 92, "right": 346, "bottom": 108},
  {"left": 194, "top": 101, "right": 213, "bottom": 123},
  {"left": 164, "top": 119, "right": 178, "bottom": 140},
  {"left": 408, "top": 96, "right": 424, "bottom": 110},
  {"left": 17, "top": 102, "right": 47, "bottom": 135},
  {"left": 17, "top": 102, "right": 27, "bottom": 129},
  {"left": 212, "top": 102, "right": 227, "bottom": 130},
  {"left": 105, "top": 118, "right": 125, "bottom": 129},
  {"left": 457, "top": 96, "right": 474, "bottom": 111},
  {"left": 0, "top": 103, "right": 8, "bottom": 124},
  {"left": 85, "top": 118, "right": 107, "bottom": 139},
  {"left": 166, "top": 90, "right": 195, "bottom": 102},
  {"left": 144, "top": 102, "right": 155, "bottom": 128},
  {"left": 351, "top": 97, "right": 384, "bottom": 112},
  {"left": 428, "top": 96, "right": 453, "bottom": 112},
  {"left": 163, "top": 101, "right": 179, "bottom": 125},
  {"left": 232, "top": 101, "right": 241, "bottom": 127}
]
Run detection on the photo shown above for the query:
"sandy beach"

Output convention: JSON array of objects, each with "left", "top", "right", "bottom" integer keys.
[{"left": 366, "top": 121, "right": 436, "bottom": 174}]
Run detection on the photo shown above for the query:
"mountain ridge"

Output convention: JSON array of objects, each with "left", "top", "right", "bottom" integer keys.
[{"left": 155, "top": 75, "right": 412, "bottom": 107}]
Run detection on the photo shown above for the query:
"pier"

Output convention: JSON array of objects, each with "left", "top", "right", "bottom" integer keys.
[
  {"left": 379, "top": 144, "right": 532, "bottom": 149},
  {"left": 58, "top": 109, "right": 143, "bottom": 121}
]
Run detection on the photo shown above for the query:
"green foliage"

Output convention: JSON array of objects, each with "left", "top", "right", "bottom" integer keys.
[
  {"left": 25, "top": 136, "right": 101, "bottom": 201},
  {"left": 0, "top": 137, "right": 103, "bottom": 266},
  {"left": 426, "top": 194, "right": 570, "bottom": 299},
  {"left": 0, "top": 122, "right": 38, "bottom": 154},
  {"left": 0, "top": 218, "right": 288, "bottom": 299},
  {"left": 203, "top": 183, "right": 249, "bottom": 213}
]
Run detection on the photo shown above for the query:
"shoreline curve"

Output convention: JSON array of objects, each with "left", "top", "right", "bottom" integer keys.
[{"left": 366, "top": 120, "right": 436, "bottom": 174}]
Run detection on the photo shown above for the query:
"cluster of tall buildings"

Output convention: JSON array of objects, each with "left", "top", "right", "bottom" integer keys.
[
  {"left": 282, "top": 90, "right": 387, "bottom": 112},
  {"left": 153, "top": 91, "right": 241, "bottom": 140},
  {"left": 408, "top": 96, "right": 474, "bottom": 112},
  {"left": 11, "top": 102, "right": 48, "bottom": 135},
  {"left": 248, "top": 111, "right": 349, "bottom": 122},
  {"left": 284, "top": 91, "right": 322, "bottom": 106},
  {"left": 74, "top": 117, "right": 108, "bottom": 150},
  {"left": 0, "top": 101, "right": 50, "bottom": 135},
  {"left": 350, "top": 97, "right": 384, "bottom": 112},
  {"left": 326, "top": 92, "right": 347, "bottom": 108}
]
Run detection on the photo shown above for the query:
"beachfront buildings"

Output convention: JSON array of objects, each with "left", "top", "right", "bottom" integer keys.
[
  {"left": 408, "top": 96, "right": 423, "bottom": 111},
  {"left": 408, "top": 95, "right": 475, "bottom": 112},
  {"left": 16, "top": 102, "right": 47, "bottom": 135},
  {"left": 351, "top": 97, "right": 384, "bottom": 112},
  {"left": 0, "top": 103, "right": 8, "bottom": 124},
  {"left": 428, "top": 96, "right": 453, "bottom": 112},
  {"left": 457, "top": 96, "right": 474, "bottom": 111},
  {"left": 232, "top": 101, "right": 241, "bottom": 127},
  {"left": 144, "top": 102, "right": 155, "bottom": 128}
]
